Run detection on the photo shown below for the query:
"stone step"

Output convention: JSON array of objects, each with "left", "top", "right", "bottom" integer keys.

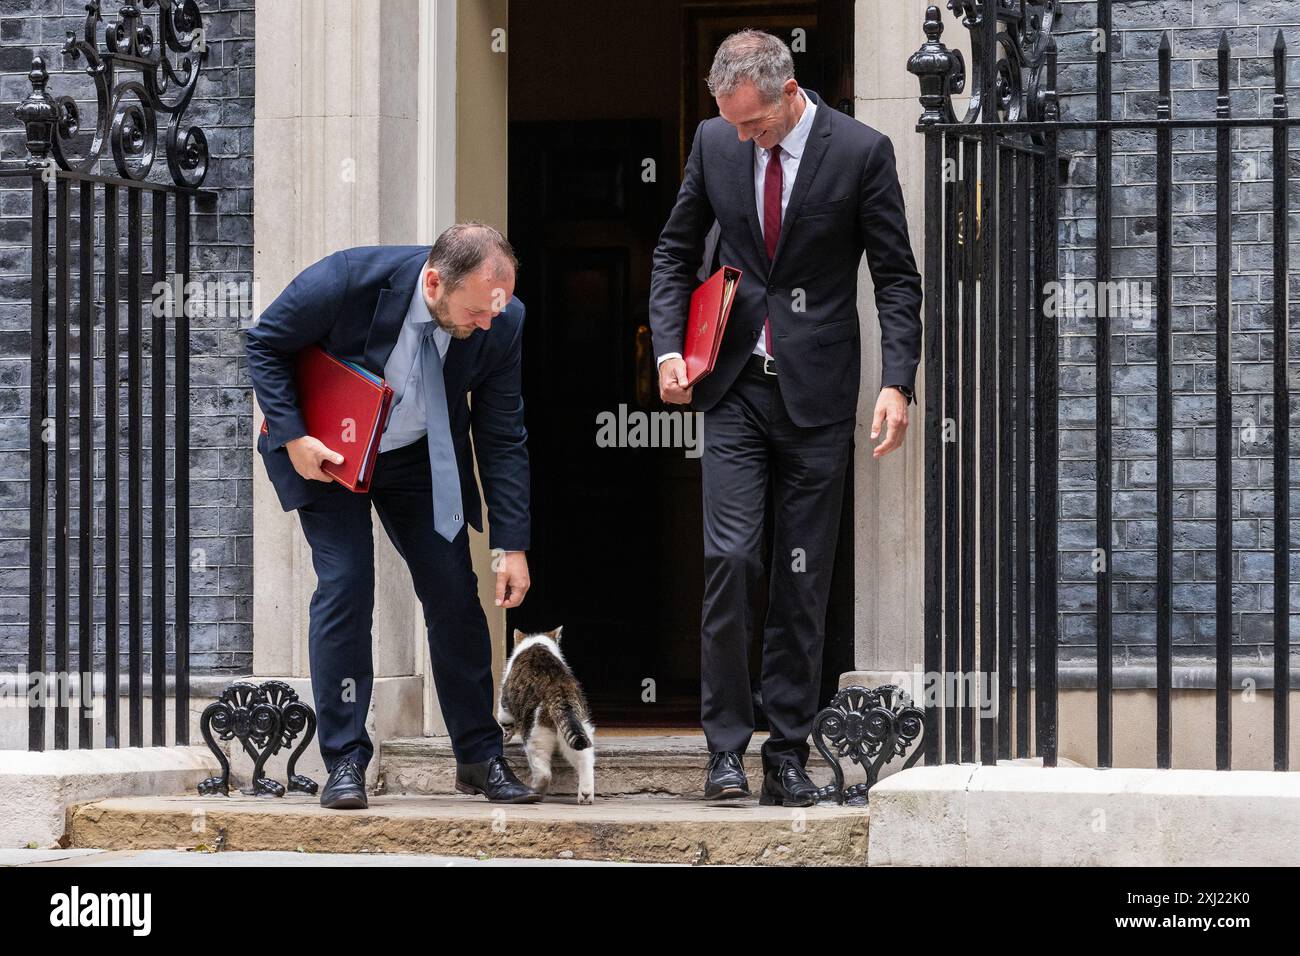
[
  {"left": 67, "top": 792, "right": 869, "bottom": 866},
  {"left": 378, "top": 732, "right": 842, "bottom": 797}
]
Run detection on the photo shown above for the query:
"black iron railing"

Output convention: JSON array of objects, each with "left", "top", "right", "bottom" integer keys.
[
  {"left": 909, "top": 0, "right": 1293, "bottom": 771},
  {"left": 9, "top": 0, "right": 212, "bottom": 751}
]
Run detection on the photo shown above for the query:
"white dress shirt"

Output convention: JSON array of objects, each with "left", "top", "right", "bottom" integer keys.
[
  {"left": 658, "top": 88, "right": 817, "bottom": 368},
  {"left": 378, "top": 263, "right": 451, "bottom": 453}
]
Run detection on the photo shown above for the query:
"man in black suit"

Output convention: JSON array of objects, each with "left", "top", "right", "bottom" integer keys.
[
  {"left": 649, "top": 30, "right": 922, "bottom": 805},
  {"left": 246, "top": 223, "right": 540, "bottom": 808}
]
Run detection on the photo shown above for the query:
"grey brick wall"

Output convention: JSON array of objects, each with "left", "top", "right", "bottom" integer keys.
[
  {"left": 3, "top": 0, "right": 1296, "bottom": 685},
  {"left": 1053, "top": 0, "right": 1299, "bottom": 664},
  {"left": 0, "top": 0, "right": 253, "bottom": 677}
]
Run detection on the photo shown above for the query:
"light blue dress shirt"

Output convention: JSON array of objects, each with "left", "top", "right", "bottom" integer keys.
[{"left": 378, "top": 264, "right": 452, "bottom": 453}]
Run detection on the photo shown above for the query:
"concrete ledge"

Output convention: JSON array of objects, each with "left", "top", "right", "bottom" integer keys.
[
  {"left": 0, "top": 746, "right": 221, "bottom": 848},
  {"left": 868, "top": 763, "right": 1300, "bottom": 866},
  {"left": 2, "top": 675, "right": 425, "bottom": 790},
  {"left": 842, "top": 660, "right": 1300, "bottom": 691},
  {"left": 840, "top": 671, "right": 1300, "bottom": 770}
]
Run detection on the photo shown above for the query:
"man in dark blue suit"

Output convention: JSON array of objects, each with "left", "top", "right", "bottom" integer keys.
[{"left": 246, "top": 223, "right": 540, "bottom": 808}]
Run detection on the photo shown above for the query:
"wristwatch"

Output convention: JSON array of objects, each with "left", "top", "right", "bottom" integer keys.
[{"left": 886, "top": 384, "right": 914, "bottom": 403}]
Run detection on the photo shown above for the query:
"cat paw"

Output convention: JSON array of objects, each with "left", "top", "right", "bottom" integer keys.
[
  {"left": 577, "top": 790, "right": 595, "bottom": 805},
  {"left": 531, "top": 775, "right": 552, "bottom": 795}
]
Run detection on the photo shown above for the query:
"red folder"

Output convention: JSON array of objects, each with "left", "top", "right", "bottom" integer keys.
[
  {"left": 259, "top": 344, "right": 394, "bottom": 492},
  {"left": 683, "top": 266, "right": 743, "bottom": 386}
]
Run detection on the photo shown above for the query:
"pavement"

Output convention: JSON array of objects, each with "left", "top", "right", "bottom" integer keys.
[{"left": 0, "top": 847, "right": 666, "bottom": 867}]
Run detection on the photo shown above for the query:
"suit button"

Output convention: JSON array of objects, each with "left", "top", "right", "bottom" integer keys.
[{"left": 751, "top": 330, "right": 759, "bottom": 339}]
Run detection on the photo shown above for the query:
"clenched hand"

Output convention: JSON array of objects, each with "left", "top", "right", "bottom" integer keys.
[{"left": 658, "top": 357, "right": 693, "bottom": 405}]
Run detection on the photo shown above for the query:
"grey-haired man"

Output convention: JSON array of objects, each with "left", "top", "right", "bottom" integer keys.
[{"left": 649, "top": 30, "right": 922, "bottom": 805}]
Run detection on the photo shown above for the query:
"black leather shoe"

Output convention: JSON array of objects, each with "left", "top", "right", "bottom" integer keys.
[
  {"left": 455, "top": 755, "right": 542, "bottom": 804},
  {"left": 320, "top": 758, "right": 368, "bottom": 810},
  {"left": 703, "top": 751, "right": 750, "bottom": 799},
  {"left": 760, "top": 758, "right": 818, "bottom": 807}
]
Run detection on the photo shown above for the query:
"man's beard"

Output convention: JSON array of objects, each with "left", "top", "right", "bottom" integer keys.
[{"left": 432, "top": 295, "right": 476, "bottom": 339}]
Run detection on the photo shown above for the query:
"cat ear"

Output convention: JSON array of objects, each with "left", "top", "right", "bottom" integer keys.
[
  {"left": 550, "top": 625, "right": 564, "bottom": 643},
  {"left": 512, "top": 628, "right": 525, "bottom": 642}
]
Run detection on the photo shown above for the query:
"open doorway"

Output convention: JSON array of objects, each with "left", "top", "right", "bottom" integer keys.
[{"left": 505, "top": 0, "right": 856, "bottom": 727}]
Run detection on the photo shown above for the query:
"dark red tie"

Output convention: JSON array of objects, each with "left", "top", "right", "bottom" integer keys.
[{"left": 762, "top": 144, "right": 782, "bottom": 357}]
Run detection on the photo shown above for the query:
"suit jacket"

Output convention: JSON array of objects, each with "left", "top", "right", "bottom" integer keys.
[
  {"left": 245, "top": 244, "right": 530, "bottom": 551},
  {"left": 649, "top": 88, "right": 923, "bottom": 427}
]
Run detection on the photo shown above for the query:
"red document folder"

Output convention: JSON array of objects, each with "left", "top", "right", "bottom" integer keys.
[
  {"left": 259, "top": 344, "right": 395, "bottom": 493},
  {"left": 683, "top": 266, "right": 743, "bottom": 386}
]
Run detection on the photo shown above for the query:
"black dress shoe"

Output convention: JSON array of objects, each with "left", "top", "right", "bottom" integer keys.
[
  {"left": 703, "top": 750, "right": 750, "bottom": 799},
  {"left": 455, "top": 755, "right": 542, "bottom": 804},
  {"left": 320, "top": 758, "right": 368, "bottom": 810},
  {"left": 760, "top": 758, "right": 818, "bottom": 807}
]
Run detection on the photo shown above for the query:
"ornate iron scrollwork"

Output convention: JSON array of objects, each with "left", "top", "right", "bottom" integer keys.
[
  {"left": 13, "top": 0, "right": 209, "bottom": 186},
  {"left": 812, "top": 685, "right": 925, "bottom": 805},
  {"left": 198, "top": 681, "right": 319, "bottom": 798},
  {"left": 909, "top": 0, "right": 1059, "bottom": 132}
]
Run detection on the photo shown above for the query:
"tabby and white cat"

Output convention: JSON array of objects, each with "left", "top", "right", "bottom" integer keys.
[{"left": 498, "top": 627, "right": 596, "bottom": 804}]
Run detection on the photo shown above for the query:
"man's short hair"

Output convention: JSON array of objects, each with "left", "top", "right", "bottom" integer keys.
[
  {"left": 428, "top": 221, "right": 519, "bottom": 291},
  {"left": 706, "top": 29, "right": 795, "bottom": 104}
]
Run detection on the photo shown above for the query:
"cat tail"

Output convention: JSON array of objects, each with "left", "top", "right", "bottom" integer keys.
[{"left": 553, "top": 702, "right": 592, "bottom": 751}]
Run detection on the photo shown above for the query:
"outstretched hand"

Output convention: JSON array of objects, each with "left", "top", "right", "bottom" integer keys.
[{"left": 495, "top": 550, "right": 531, "bottom": 609}]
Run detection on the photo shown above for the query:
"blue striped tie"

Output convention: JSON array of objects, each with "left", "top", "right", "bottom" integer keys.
[{"left": 420, "top": 323, "right": 463, "bottom": 541}]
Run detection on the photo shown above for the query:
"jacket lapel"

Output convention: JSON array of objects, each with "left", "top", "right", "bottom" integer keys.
[
  {"left": 362, "top": 250, "right": 428, "bottom": 375},
  {"left": 736, "top": 139, "right": 769, "bottom": 274},
  {"left": 770, "top": 89, "right": 832, "bottom": 269}
]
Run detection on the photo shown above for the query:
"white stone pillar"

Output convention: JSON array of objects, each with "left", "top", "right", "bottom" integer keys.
[
  {"left": 848, "top": 0, "right": 971, "bottom": 687},
  {"left": 250, "top": 0, "right": 457, "bottom": 786},
  {"left": 416, "top": 0, "right": 512, "bottom": 736}
]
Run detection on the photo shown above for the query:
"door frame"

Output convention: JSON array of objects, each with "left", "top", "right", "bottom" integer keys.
[{"left": 432, "top": 0, "right": 862, "bottom": 731}]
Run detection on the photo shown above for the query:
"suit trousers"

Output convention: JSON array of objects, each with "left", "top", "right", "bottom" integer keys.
[
  {"left": 295, "top": 435, "right": 502, "bottom": 773},
  {"left": 700, "top": 359, "right": 855, "bottom": 769}
]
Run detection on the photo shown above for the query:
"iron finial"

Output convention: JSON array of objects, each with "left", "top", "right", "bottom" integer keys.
[
  {"left": 14, "top": 56, "right": 58, "bottom": 170},
  {"left": 909, "top": 4, "right": 966, "bottom": 127}
]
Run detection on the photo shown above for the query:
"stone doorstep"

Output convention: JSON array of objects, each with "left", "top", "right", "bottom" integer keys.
[
  {"left": 66, "top": 793, "right": 870, "bottom": 866},
  {"left": 378, "top": 733, "right": 847, "bottom": 797}
]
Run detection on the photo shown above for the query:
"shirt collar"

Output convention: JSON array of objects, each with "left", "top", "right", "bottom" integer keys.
[
  {"left": 767, "top": 87, "right": 815, "bottom": 161},
  {"left": 407, "top": 263, "right": 433, "bottom": 325}
]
